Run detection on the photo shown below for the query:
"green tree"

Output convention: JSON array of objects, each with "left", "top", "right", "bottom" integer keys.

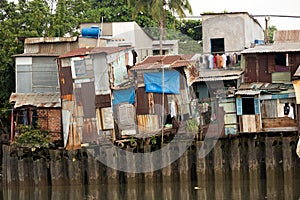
[
  {"left": 268, "top": 25, "right": 277, "bottom": 43},
  {"left": 176, "top": 19, "right": 202, "bottom": 42},
  {"left": 128, "top": 0, "right": 192, "bottom": 54}
]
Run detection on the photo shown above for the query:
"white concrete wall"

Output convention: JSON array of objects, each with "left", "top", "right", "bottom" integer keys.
[{"left": 202, "top": 13, "right": 264, "bottom": 54}]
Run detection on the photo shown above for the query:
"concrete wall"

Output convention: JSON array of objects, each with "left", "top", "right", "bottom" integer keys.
[{"left": 202, "top": 13, "right": 264, "bottom": 54}]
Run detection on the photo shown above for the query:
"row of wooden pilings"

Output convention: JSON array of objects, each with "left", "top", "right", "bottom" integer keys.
[{"left": 2, "top": 134, "right": 300, "bottom": 191}]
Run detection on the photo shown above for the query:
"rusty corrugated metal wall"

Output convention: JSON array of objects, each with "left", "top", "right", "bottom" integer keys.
[
  {"left": 136, "top": 87, "right": 149, "bottom": 115},
  {"left": 245, "top": 56, "right": 257, "bottom": 83},
  {"left": 59, "top": 67, "right": 73, "bottom": 98},
  {"left": 95, "top": 94, "right": 111, "bottom": 108}
]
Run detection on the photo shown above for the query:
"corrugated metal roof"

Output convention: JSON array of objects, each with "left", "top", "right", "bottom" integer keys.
[
  {"left": 235, "top": 90, "right": 260, "bottom": 95},
  {"left": 242, "top": 43, "right": 300, "bottom": 54},
  {"left": 274, "top": 30, "right": 300, "bottom": 43},
  {"left": 13, "top": 53, "right": 60, "bottom": 57},
  {"left": 25, "top": 37, "right": 78, "bottom": 44},
  {"left": 9, "top": 93, "right": 61, "bottom": 108},
  {"left": 131, "top": 54, "right": 195, "bottom": 71},
  {"left": 236, "top": 82, "right": 293, "bottom": 96},
  {"left": 194, "top": 69, "right": 243, "bottom": 82},
  {"left": 58, "top": 46, "right": 132, "bottom": 59}
]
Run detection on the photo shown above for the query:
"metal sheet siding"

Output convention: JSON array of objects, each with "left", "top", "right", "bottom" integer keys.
[
  {"left": 153, "top": 93, "right": 169, "bottom": 116},
  {"left": 82, "top": 118, "right": 98, "bottom": 144},
  {"left": 261, "top": 99, "right": 277, "bottom": 118},
  {"left": 32, "top": 57, "right": 59, "bottom": 93},
  {"left": 93, "top": 54, "right": 110, "bottom": 95},
  {"left": 258, "top": 54, "right": 272, "bottom": 82},
  {"left": 137, "top": 114, "right": 160, "bottom": 133},
  {"left": 245, "top": 56, "right": 257, "bottom": 83},
  {"left": 16, "top": 65, "right": 32, "bottom": 93},
  {"left": 59, "top": 67, "right": 74, "bottom": 97},
  {"left": 81, "top": 82, "right": 96, "bottom": 118},
  {"left": 136, "top": 87, "right": 149, "bottom": 115},
  {"left": 95, "top": 94, "right": 111, "bottom": 108}
]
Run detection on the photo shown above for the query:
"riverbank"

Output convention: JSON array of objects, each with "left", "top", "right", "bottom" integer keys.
[{"left": 2, "top": 133, "right": 300, "bottom": 187}]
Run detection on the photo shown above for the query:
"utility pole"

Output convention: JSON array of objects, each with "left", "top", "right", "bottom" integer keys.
[{"left": 265, "top": 16, "right": 270, "bottom": 44}]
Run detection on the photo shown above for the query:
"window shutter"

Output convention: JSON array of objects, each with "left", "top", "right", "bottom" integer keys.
[
  {"left": 236, "top": 98, "right": 242, "bottom": 115},
  {"left": 254, "top": 98, "right": 260, "bottom": 114}
]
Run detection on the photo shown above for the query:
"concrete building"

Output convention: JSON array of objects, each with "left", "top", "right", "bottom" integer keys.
[
  {"left": 202, "top": 12, "right": 264, "bottom": 55},
  {"left": 80, "top": 22, "right": 179, "bottom": 61}
]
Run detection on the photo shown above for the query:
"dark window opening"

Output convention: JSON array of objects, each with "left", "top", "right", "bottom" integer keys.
[
  {"left": 211, "top": 38, "right": 225, "bottom": 54},
  {"left": 242, "top": 98, "right": 255, "bottom": 115},
  {"left": 275, "top": 53, "right": 286, "bottom": 66},
  {"left": 153, "top": 50, "right": 168, "bottom": 55}
]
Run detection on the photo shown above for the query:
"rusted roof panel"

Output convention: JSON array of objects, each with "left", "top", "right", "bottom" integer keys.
[
  {"left": 59, "top": 46, "right": 131, "bottom": 59},
  {"left": 184, "top": 65, "right": 199, "bottom": 85},
  {"left": 194, "top": 69, "right": 243, "bottom": 82},
  {"left": 242, "top": 43, "right": 300, "bottom": 54},
  {"left": 274, "top": 30, "right": 300, "bottom": 43},
  {"left": 13, "top": 53, "right": 59, "bottom": 57},
  {"left": 10, "top": 93, "right": 61, "bottom": 108},
  {"left": 171, "top": 60, "right": 194, "bottom": 68},
  {"left": 25, "top": 37, "right": 78, "bottom": 44},
  {"left": 131, "top": 54, "right": 196, "bottom": 71}
]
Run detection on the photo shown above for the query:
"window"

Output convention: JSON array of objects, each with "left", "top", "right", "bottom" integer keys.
[
  {"left": 153, "top": 50, "right": 168, "bottom": 55},
  {"left": 242, "top": 98, "right": 255, "bottom": 114},
  {"left": 275, "top": 53, "right": 286, "bottom": 66},
  {"left": 236, "top": 98, "right": 260, "bottom": 115},
  {"left": 71, "top": 57, "right": 87, "bottom": 78},
  {"left": 211, "top": 38, "right": 225, "bottom": 54}
]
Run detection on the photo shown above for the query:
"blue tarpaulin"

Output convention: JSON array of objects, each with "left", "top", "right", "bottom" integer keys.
[
  {"left": 112, "top": 87, "right": 135, "bottom": 105},
  {"left": 144, "top": 71, "right": 180, "bottom": 94}
]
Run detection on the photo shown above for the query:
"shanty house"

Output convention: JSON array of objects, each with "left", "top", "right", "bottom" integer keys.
[
  {"left": 57, "top": 46, "right": 136, "bottom": 149},
  {"left": 9, "top": 37, "right": 80, "bottom": 143},
  {"left": 192, "top": 69, "right": 244, "bottom": 137},
  {"left": 236, "top": 30, "right": 300, "bottom": 133},
  {"left": 129, "top": 54, "right": 199, "bottom": 137},
  {"left": 9, "top": 93, "right": 62, "bottom": 143}
]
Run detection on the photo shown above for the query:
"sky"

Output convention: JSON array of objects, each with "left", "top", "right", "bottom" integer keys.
[{"left": 187, "top": 0, "right": 300, "bottom": 30}]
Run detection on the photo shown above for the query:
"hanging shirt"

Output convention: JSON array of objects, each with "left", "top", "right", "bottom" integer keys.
[
  {"left": 222, "top": 54, "right": 227, "bottom": 69},
  {"left": 288, "top": 105, "right": 294, "bottom": 119},
  {"left": 209, "top": 54, "right": 214, "bottom": 69},
  {"left": 216, "top": 54, "right": 221, "bottom": 68},
  {"left": 170, "top": 100, "right": 176, "bottom": 118}
]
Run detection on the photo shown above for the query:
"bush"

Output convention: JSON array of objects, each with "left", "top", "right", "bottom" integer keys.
[{"left": 13, "top": 125, "right": 53, "bottom": 150}]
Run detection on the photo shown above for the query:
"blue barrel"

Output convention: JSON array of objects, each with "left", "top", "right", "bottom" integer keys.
[{"left": 82, "top": 26, "right": 101, "bottom": 38}]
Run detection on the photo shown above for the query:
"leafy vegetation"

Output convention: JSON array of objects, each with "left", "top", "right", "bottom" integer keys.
[
  {"left": 12, "top": 125, "right": 53, "bottom": 150},
  {"left": 186, "top": 118, "right": 199, "bottom": 133}
]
